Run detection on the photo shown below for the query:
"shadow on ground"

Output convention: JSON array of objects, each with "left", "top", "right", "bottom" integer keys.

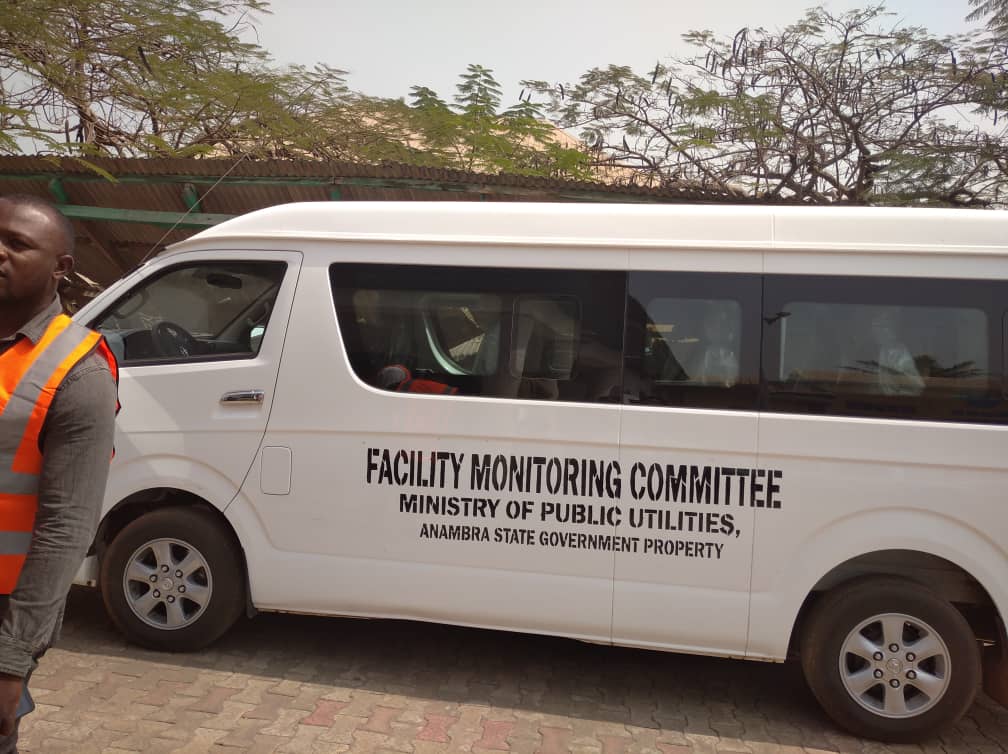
[{"left": 55, "top": 586, "right": 1008, "bottom": 752}]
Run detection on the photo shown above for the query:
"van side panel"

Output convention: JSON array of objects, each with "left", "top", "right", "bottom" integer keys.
[
  {"left": 614, "top": 407, "right": 758, "bottom": 656},
  {"left": 749, "top": 414, "right": 1008, "bottom": 660},
  {"left": 613, "top": 252, "right": 765, "bottom": 657},
  {"left": 750, "top": 259, "right": 1008, "bottom": 659},
  {"left": 237, "top": 250, "right": 623, "bottom": 641}
]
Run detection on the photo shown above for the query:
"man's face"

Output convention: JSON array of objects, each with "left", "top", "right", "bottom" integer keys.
[{"left": 0, "top": 200, "right": 72, "bottom": 306}]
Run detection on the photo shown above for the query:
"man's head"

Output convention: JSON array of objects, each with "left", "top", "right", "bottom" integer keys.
[{"left": 0, "top": 194, "right": 75, "bottom": 312}]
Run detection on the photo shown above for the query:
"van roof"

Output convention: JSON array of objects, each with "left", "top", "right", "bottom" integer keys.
[{"left": 170, "top": 201, "right": 1008, "bottom": 253}]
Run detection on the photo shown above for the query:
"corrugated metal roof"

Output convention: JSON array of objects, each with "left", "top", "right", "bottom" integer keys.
[{"left": 0, "top": 155, "right": 748, "bottom": 307}]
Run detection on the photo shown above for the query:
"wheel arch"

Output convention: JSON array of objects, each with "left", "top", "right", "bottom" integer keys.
[
  {"left": 91, "top": 487, "right": 255, "bottom": 617},
  {"left": 748, "top": 509, "right": 1008, "bottom": 661},
  {"left": 786, "top": 549, "right": 1002, "bottom": 659}
]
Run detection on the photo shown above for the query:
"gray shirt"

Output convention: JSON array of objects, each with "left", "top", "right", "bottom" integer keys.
[{"left": 0, "top": 298, "right": 117, "bottom": 677}]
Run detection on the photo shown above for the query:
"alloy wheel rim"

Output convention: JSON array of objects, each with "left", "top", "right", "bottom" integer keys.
[
  {"left": 839, "top": 611, "right": 951, "bottom": 718},
  {"left": 123, "top": 538, "right": 212, "bottom": 630}
]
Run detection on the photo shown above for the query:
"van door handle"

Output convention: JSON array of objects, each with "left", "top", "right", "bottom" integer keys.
[{"left": 220, "top": 390, "right": 265, "bottom": 404}]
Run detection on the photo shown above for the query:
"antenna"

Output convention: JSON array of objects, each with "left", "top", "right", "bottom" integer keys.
[{"left": 136, "top": 151, "right": 251, "bottom": 269}]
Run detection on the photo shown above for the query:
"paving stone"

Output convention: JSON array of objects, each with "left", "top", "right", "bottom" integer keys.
[
  {"left": 317, "top": 715, "right": 369, "bottom": 745},
  {"left": 275, "top": 724, "right": 326, "bottom": 753},
  {"left": 166, "top": 725, "right": 227, "bottom": 752},
  {"left": 186, "top": 685, "right": 241, "bottom": 713},
  {"left": 246, "top": 691, "right": 302, "bottom": 722},
  {"left": 477, "top": 719, "right": 515, "bottom": 750},
  {"left": 261, "top": 707, "right": 311, "bottom": 737},
  {"left": 215, "top": 717, "right": 278, "bottom": 749},
  {"left": 302, "top": 699, "right": 349, "bottom": 727},
  {"left": 31, "top": 678, "right": 95, "bottom": 706},
  {"left": 138, "top": 680, "right": 191, "bottom": 707},
  {"left": 14, "top": 588, "right": 1008, "bottom": 754},
  {"left": 416, "top": 712, "right": 456, "bottom": 743},
  {"left": 101, "top": 719, "right": 173, "bottom": 750},
  {"left": 656, "top": 745, "right": 693, "bottom": 754},
  {"left": 362, "top": 705, "right": 405, "bottom": 734},
  {"left": 538, "top": 725, "right": 574, "bottom": 754},
  {"left": 598, "top": 734, "right": 632, "bottom": 754}
]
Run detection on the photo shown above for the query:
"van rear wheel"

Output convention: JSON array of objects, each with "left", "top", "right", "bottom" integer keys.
[
  {"left": 801, "top": 577, "right": 980, "bottom": 742},
  {"left": 100, "top": 506, "right": 245, "bottom": 651}
]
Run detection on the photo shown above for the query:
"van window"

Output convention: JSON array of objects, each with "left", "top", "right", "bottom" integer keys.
[
  {"left": 777, "top": 303, "right": 986, "bottom": 398},
  {"left": 512, "top": 297, "right": 580, "bottom": 380},
  {"left": 331, "top": 264, "right": 625, "bottom": 403},
  {"left": 624, "top": 272, "right": 761, "bottom": 410},
  {"left": 92, "top": 262, "right": 287, "bottom": 365},
  {"left": 764, "top": 275, "right": 1006, "bottom": 423},
  {"left": 643, "top": 298, "right": 741, "bottom": 387}
]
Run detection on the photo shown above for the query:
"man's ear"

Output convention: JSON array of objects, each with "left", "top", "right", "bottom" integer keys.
[{"left": 53, "top": 254, "right": 74, "bottom": 282}]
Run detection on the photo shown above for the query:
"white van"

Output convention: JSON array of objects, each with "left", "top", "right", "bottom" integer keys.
[{"left": 74, "top": 201, "right": 1008, "bottom": 742}]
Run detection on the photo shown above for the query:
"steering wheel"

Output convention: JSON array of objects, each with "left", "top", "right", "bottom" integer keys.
[{"left": 152, "top": 320, "right": 199, "bottom": 358}]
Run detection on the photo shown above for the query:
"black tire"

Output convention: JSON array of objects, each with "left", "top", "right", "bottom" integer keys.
[
  {"left": 801, "top": 576, "right": 980, "bottom": 743},
  {"left": 99, "top": 506, "right": 245, "bottom": 651}
]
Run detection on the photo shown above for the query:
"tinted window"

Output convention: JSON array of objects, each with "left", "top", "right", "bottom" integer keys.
[
  {"left": 332, "top": 264, "right": 625, "bottom": 403},
  {"left": 93, "top": 262, "right": 287, "bottom": 365},
  {"left": 764, "top": 275, "right": 1007, "bottom": 423},
  {"left": 624, "top": 272, "right": 761, "bottom": 410}
]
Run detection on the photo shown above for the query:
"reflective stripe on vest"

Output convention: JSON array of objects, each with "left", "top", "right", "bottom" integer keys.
[{"left": 0, "top": 314, "right": 113, "bottom": 594}]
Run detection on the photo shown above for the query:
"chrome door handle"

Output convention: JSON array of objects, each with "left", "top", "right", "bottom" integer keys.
[{"left": 220, "top": 390, "right": 265, "bottom": 404}]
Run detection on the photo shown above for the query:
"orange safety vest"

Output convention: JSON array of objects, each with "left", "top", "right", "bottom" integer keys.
[
  {"left": 0, "top": 314, "right": 119, "bottom": 594},
  {"left": 375, "top": 364, "right": 458, "bottom": 395}
]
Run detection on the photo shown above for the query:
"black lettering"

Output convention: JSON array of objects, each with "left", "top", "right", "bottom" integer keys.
[
  {"left": 399, "top": 493, "right": 417, "bottom": 513},
  {"left": 690, "top": 465, "right": 711, "bottom": 504},
  {"left": 394, "top": 449, "right": 409, "bottom": 485},
  {"left": 546, "top": 458, "right": 562, "bottom": 494},
  {"left": 720, "top": 467, "right": 736, "bottom": 504},
  {"left": 647, "top": 463, "right": 663, "bottom": 501},
  {"left": 768, "top": 469, "right": 782, "bottom": 509},
  {"left": 492, "top": 454, "right": 508, "bottom": 490},
  {"left": 751, "top": 469, "right": 766, "bottom": 508},
  {"left": 630, "top": 462, "right": 646, "bottom": 500},
  {"left": 471, "top": 454, "right": 492, "bottom": 489},
  {"left": 379, "top": 450, "right": 394, "bottom": 485},
  {"left": 721, "top": 513, "right": 735, "bottom": 537},
  {"left": 531, "top": 456, "right": 547, "bottom": 493},
  {"left": 564, "top": 458, "right": 579, "bottom": 496},
  {"left": 666, "top": 464, "right": 688, "bottom": 502},
  {"left": 607, "top": 460, "right": 622, "bottom": 499},
  {"left": 509, "top": 455, "right": 525, "bottom": 493}
]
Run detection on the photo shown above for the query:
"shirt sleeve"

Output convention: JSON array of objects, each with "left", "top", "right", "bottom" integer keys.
[{"left": 0, "top": 353, "right": 117, "bottom": 677}]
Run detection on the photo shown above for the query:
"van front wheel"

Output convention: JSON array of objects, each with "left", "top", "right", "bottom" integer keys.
[
  {"left": 100, "top": 506, "right": 245, "bottom": 651},
  {"left": 801, "top": 577, "right": 980, "bottom": 742}
]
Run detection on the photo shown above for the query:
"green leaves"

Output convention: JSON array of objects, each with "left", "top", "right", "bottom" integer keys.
[
  {"left": 1, "top": 4, "right": 591, "bottom": 180},
  {"left": 0, "top": 0, "right": 279, "bottom": 157},
  {"left": 387, "top": 66, "right": 592, "bottom": 178}
]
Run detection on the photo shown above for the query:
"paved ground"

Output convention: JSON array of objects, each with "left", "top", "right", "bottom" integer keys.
[{"left": 16, "top": 587, "right": 1008, "bottom": 754}]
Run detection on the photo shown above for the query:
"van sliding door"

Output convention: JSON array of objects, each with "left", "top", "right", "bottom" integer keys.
[
  {"left": 615, "top": 268, "right": 762, "bottom": 656},
  {"left": 239, "top": 257, "right": 627, "bottom": 642}
]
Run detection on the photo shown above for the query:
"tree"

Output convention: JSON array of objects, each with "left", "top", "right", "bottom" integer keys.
[
  {"left": 527, "top": 6, "right": 1008, "bottom": 205},
  {"left": 0, "top": 0, "right": 305, "bottom": 157},
  {"left": 0, "top": 1, "right": 425, "bottom": 164},
  {"left": 1, "top": 5, "right": 591, "bottom": 179},
  {"left": 391, "top": 65, "right": 593, "bottom": 178},
  {"left": 968, "top": 0, "right": 1008, "bottom": 34}
]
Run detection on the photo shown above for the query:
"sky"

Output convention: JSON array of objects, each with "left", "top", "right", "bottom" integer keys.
[{"left": 248, "top": 0, "right": 981, "bottom": 105}]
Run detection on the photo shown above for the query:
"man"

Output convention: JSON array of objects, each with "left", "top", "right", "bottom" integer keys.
[
  {"left": 0, "top": 194, "right": 118, "bottom": 751},
  {"left": 869, "top": 306, "right": 925, "bottom": 396}
]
